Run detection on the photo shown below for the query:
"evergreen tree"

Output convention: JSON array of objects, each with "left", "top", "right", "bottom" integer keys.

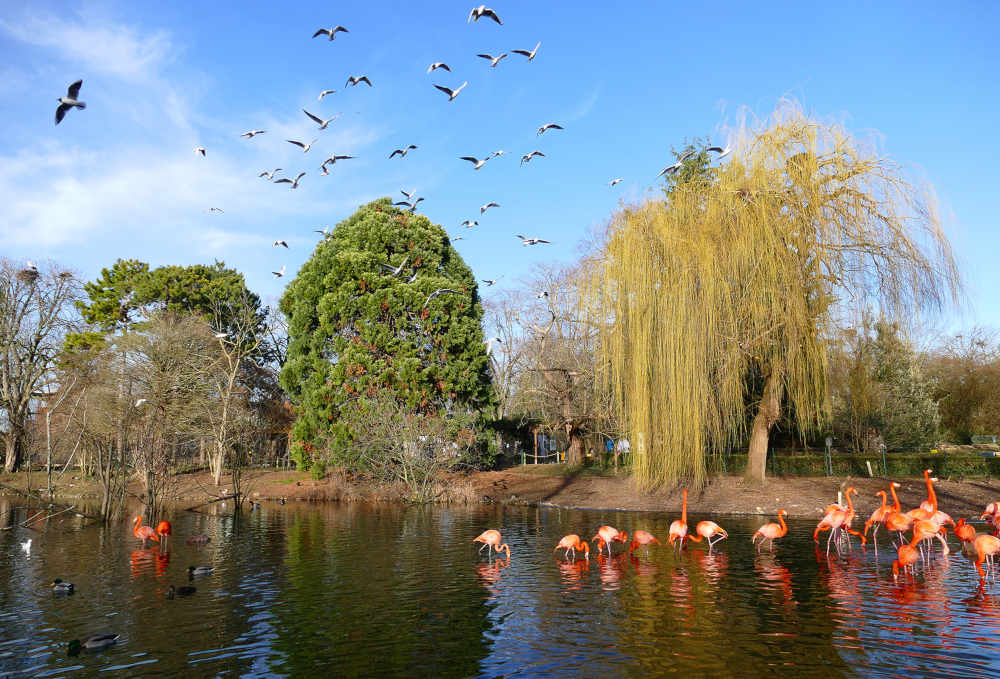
[{"left": 280, "top": 198, "right": 495, "bottom": 468}]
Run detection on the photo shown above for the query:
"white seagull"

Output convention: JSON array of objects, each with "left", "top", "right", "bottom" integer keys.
[
  {"left": 394, "top": 197, "right": 424, "bottom": 211},
  {"left": 25, "top": 260, "right": 38, "bottom": 273},
  {"left": 318, "top": 89, "right": 337, "bottom": 100},
  {"left": 491, "top": 149, "right": 507, "bottom": 158},
  {"left": 379, "top": 256, "right": 410, "bottom": 277},
  {"left": 314, "top": 226, "right": 331, "bottom": 236},
  {"left": 389, "top": 145, "right": 418, "bottom": 159},
  {"left": 451, "top": 235, "right": 464, "bottom": 242},
  {"left": 481, "top": 279, "right": 497, "bottom": 286},
  {"left": 273, "top": 240, "right": 289, "bottom": 248},
  {"left": 460, "top": 156, "right": 488, "bottom": 170},
  {"left": 241, "top": 130, "right": 266, "bottom": 138},
  {"left": 400, "top": 189, "right": 416, "bottom": 200},
  {"left": 287, "top": 139, "right": 317, "bottom": 153},
  {"left": 480, "top": 202, "right": 500, "bottom": 214},
  {"left": 259, "top": 168, "right": 282, "bottom": 180},
  {"left": 275, "top": 172, "right": 306, "bottom": 189},
  {"left": 708, "top": 144, "right": 732, "bottom": 159},
  {"left": 468, "top": 5, "right": 502, "bottom": 24},
  {"left": 322, "top": 154, "right": 355, "bottom": 167},
  {"left": 194, "top": 147, "right": 206, "bottom": 156},
  {"left": 537, "top": 123, "right": 564, "bottom": 136},
  {"left": 319, "top": 165, "right": 330, "bottom": 176},
  {"left": 520, "top": 150, "right": 545, "bottom": 166},
  {"left": 272, "top": 266, "right": 287, "bottom": 278},
  {"left": 423, "top": 288, "right": 461, "bottom": 308},
  {"left": 656, "top": 162, "right": 682, "bottom": 178},
  {"left": 303, "top": 109, "right": 341, "bottom": 130},
  {"left": 207, "top": 207, "right": 225, "bottom": 213},
  {"left": 512, "top": 42, "right": 541, "bottom": 61},
  {"left": 345, "top": 75, "right": 373, "bottom": 88},
  {"left": 486, "top": 337, "right": 503, "bottom": 354},
  {"left": 536, "top": 291, "right": 549, "bottom": 299},
  {"left": 516, "top": 235, "right": 551, "bottom": 246},
  {"left": 477, "top": 53, "right": 508, "bottom": 68},
  {"left": 313, "top": 26, "right": 349, "bottom": 40},
  {"left": 461, "top": 220, "right": 479, "bottom": 228},
  {"left": 609, "top": 178, "right": 623, "bottom": 186},
  {"left": 55, "top": 80, "right": 85, "bottom": 125},
  {"left": 434, "top": 81, "right": 468, "bottom": 101},
  {"left": 135, "top": 398, "right": 148, "bottom": 407},
  {"left": 427, "top": 62, "right": 451, "bottom": 73}
]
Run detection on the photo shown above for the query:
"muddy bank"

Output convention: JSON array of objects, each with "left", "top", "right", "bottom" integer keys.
[{"left": 3, "top": 467, "right": 998, "bottom": 520}]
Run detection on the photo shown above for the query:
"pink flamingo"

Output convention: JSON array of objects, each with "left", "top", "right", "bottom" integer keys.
[
  {"left": 474, "top": 529, "right": 511, "bottom": 558},
  {"left": 973, "top": 534, "right": 1000, "bottom": 584},
  {"left": 554, "top": 534, "right": 589, "bottom": 560},
  {"left": 688, "top": 521, "right": 728, "bottom": 554},
  {"left": 752, "top": 510, "right": 788, "bottom": 553},
  {"left": 156, "top": 520, "right": 172, "bottom": 550},
  {"left": 591, "top": 525, "right": 627, "bottom": 557},
  {"left": 668, "top": 489, "right": 689, "bottom": 551},
  {"left": 132, "top": 516, "right": 159, "bottom": 548},
  {"left": 628, "top": 530, "right": 660, "bottom": 556},
  {"left": 864, "top": 491, "right": 892, "bottom": 554}
]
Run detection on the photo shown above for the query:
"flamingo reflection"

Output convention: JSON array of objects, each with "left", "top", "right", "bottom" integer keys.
[
  {"left": 690, "top": 549, "right": 728, "bottom": 587},
  {"left": 556, "top": 557, "right": 590, "bottom": 592},
  {"left": 754, "top": 553, "right": 796, "bottom": 609},
  {"left": 476, "top": 556, "right": 510, "bottom": 600},
  {"left": 130, "top": 548, "right": 159, "bottom": 579},
  {"left": 596, "top": 553, "right": 626, "bottom": 591}
]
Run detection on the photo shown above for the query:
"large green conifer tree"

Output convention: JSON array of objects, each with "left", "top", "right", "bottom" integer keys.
[{"left": 280, "top": 198, "right": 495, "bottom": 468}]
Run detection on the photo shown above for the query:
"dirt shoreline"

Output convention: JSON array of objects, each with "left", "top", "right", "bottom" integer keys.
[{"left": 4, "top": 466, "right": 999, "bottom": 520}]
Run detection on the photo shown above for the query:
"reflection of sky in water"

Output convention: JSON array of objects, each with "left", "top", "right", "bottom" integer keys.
[{"left": 2, "top": 498, "right": 1000, "bottom": 678}]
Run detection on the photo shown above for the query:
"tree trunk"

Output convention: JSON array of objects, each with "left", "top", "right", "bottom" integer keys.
[
  {"left": 565, "top": 424, "right": 585, "bottom": 465},
  {"left": 746, "top": 365, "right": 785, "bottom": 483},
  {"left": 4, "top": 421, "right": 24, "bottom": 473}
]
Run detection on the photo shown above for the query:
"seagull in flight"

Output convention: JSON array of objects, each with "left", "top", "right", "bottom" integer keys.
[
  {"left": 55, "top": 80, "right": 85, "bottom": 125},
  {"left": 536, "top": 291, "right": 549, "bottom": 299},
  {"left": 460, "top": 156, "right": 488, "bottom": 170},
  {"left": 274, "top": 172, "right": 306, "bottom": 189},
  {"left": 379, "top": 256, "right": 410, "bottom": 277},
  {"left": 468, "top": 5, "right": 502, "bottom": 24},
  {"left": 480, "top": 202, "right": 500, "bottom": 214},
  {"left": 451, "top": 235, "right": 464, "bottom": 242},
  {"left": 477, "top": 53, "right": 508, "bottom": 68},
  {"left": 481, "top": 279, "right": 497, "bottom": 286},
  {"left": 194, "top": 147, "right": 206, "bottom": 156},
  {"left": 241, "top": 130, "right": 266, "bottom": 138},
  {"left": 318, "top": 89, "right": 336, "bottom": 100},
  {"left": 272, "top": 265, "right": 287, "bottom": 278},
  {"left": 520, "top": 150, "right": 545, "bottom": 166},
  {"left": 486, "top": 337, "right": 503, "bottom": 354},
  {"left": 708, "top": 144, "right": 732, "bottom": 159},
  {"left": 656, "top": 162, "right": 682, "bottom": 178},
  {"left": 537, "top": 123, "right": 564, "bottom": 136},
  {"left": 287, "top": 139, "right": 317, "bottom": 153},
  {"left": 517, "top": 235, "right": 550, "bottom": 246},
  {"left": 259, "top": 168, "right": 282, "bottom": 180},
  {"left": 394, "top": 197, "right": 424, "bottom": 211},
  {"left": 273, "top": 240, "right": 289, "bottom": 248},
  {"left": 423, "top": 288, "right": 461, "bottom": 308},
  {"left": 319, "top": 165, "right": 330, "bottom": 176},
  {"left": 314, "top": 226, "right": 330, "bottom": 236},
  {"left": 389, "top": 144, "right": 418, "bottom": 159},
  {"left": 207, "top": 207, "right": 225, "bottom": 213},
  {"left": 491, "top": 149, "right": 507, "bottom": 158},
  {"left": 427, "top": 62, "right": 451, "bottom": 73},
  {"left": 313, "top": 26, "right": 349, "bottom": 40},
  {"left": 400, "top": 189, "right": 416, "bottom": 200},
  {"left": 434, "top": 81, "right": 467, "bottom": 101},
  {"left": 345, "top": 75, "right": 373, "bottom": 87},
  {"left": 512, "top": 42, "right": 541, "bottom": 61},
  {"left": 609, "top": 178, "right": 623, "bottom": 186},
  {"left": 322, "top": 154, "right": 355, "bottom": 167},
  {"left": 406, "top": 270, "right": 419, "bottom": 284},
  {"left": 303, "top": 109, "right": 341, "bottom": 129},
  {"left": 461, "top": 220, "right": 479, "bottom": 228}
]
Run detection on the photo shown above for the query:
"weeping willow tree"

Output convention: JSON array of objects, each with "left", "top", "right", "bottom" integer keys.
[{"left": 590, "top": 105, "right": 961, "bottom": 486}]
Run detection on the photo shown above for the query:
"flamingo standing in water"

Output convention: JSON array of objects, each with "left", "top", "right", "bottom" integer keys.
[
  {"left": 955, "top": 518, "right": 977, "bottom": 544},
  {"left": 972, "top": 533, "right": 1000, "bottom": 584},
  {"left": 814, "top": 487, "right": 865, "bottom": 555},
  {"left": 629, "top": 530, "right": 660, "bottom": 556},
  {"left": 892, "top": 538, "right": 921, "bottom": 581},
  {"left": 884, "top": 482, "right": 913, "bottom": 546},
  {"left": 156, "top": 520, "right": 172, "bottom": 550},
  {"left": 752, "top": 510, "right": 788, "bottom": 553},
  {"left": 981, "top": 502, "right": 1000, "bottom": 522},
  {"left": 864, "top": 491, "right": 892, "bottom": 555},
  {"left": 668, "top": 489, "right": 689, "bottom": 551},
  {"left": 554, "top": 534, "right": 589, "bottom": 560},
  {"left": 688, "top": 521, "right": 728, "bottom": 554},
  {"left": 474, "top": 529, "right": 510, "bottom": 558},
  {"left": 132, "top": 516, "right": 159, "bottom": 548},
  {"left": 592, "top": 525, "right": 627, "bottom": 557}
]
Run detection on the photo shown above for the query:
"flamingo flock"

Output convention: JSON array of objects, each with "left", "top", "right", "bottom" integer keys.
[{"left": 475, "top": 472, "right": 1000, "bottom": 589}]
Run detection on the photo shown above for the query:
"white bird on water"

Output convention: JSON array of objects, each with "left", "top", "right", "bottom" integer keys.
[
  {"left": 303, "top": 109, "right": 341, "bottom": 130},
  {"left": 480, "top": 202, "right": 500, "bottom": 214},
  {"left": 427, "top": 62, "right": 451, "bottom": 73},
  {"left": 460, "top": 156, "right": 488, "bottom": 170},
  {"left": 275, "top": 172, "right": 306, "bottom": 189},
  {"left": 434, "top": 81, "right": 467, "bottom": 101},
  {"left": 272, "top": 266, "right": 286, "bottom": 278},
  {"left": 468, "top": 5, "right": 502, "bottom": 24},
  {"left": 477, "top": 53, "right": 508, "bottom": 68},
  {"left": 512, "top": 42, "right": 541, "bottom": 61},
  {"left": 259, "top": 168, "right": 282, "bottom": 180},
  {"left": 537, "top": 123, "right": 564, "bottom": 136},
  {"left": 55, "top": 80, "right": 85, "bottom": 125},
  {"left": 286, "top": 139, "right": 317, "bottom": 153},
  {"left": 313, "top": 26, "right": 349, "bottom": 40},
  {"left": 273, "top": 240, "right": 289, "bottom": 248},
  {"left": 318, "top": 89, "right": 336, "bottom": 100},
  {"left": 517, "top": 235, "right": 550, "bottom": 246},
  {"left": 241, "top": 130, "right": 266, "bottom": 138},
  {"left": 345, "top": 75, "right": 373, "bottom": 88}
]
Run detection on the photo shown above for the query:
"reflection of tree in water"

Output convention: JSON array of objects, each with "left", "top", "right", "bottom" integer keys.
[{"left": 271, "top": 503, "right": 493, "bottom": 678}]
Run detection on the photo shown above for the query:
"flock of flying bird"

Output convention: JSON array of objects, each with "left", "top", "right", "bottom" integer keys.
[
  {"left": 476, "top": 469, "right": 1000, "bottom": 588},
  {"left": 49, "top": 5, "right": 732, "bottom": 301}
]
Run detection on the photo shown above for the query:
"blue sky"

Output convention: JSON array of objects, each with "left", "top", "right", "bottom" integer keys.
[{"left": 1, "top": 1, "right": 997, "bottom": 330}]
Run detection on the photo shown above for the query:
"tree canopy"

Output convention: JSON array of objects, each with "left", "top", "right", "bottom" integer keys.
[
  {"left": 279, "top": 198, "right": 495, "bottom": 468},
  {"left": 589, "top": 105, "right": 961, "bottom": 486}
]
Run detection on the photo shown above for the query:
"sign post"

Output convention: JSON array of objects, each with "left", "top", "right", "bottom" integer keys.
[{"left": 825, "top": 436, "right": 833, "bottom": 476}]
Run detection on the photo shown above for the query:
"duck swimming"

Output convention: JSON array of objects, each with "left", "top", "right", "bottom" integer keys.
[
  {"left": 50, "top": 579, "right": 75, "bottom": 594},
  {"left": 188, "top": 565, "right": 214, "bottom": 576},
  {"left": 68, "top": 634, "right": 119, "bottom": 655},
  {"left": 167, "top": 585, "right": 196, "bottom": 598}
]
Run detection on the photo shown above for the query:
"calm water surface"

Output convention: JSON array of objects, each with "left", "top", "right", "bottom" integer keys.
[{"left": 2, "top": 497, "right": 999, "bottom": 678}]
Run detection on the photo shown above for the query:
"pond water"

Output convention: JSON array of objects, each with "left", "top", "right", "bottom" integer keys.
[{"left": 1, "top": 497, "right": 999, "bottom": 678}]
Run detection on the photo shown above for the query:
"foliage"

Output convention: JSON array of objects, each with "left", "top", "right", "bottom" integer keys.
[
  {"left": 279, "top": 198, "right": 495, "bottom": 469},
  {"left": 589, "top": 103, "right": 961, "bottom": 487},
  {"left": 924, "top": 328, "right": 1000, "bottom": 443},
  {"left": 715, "top": 452, "right": 1000, "bottom": 478}
]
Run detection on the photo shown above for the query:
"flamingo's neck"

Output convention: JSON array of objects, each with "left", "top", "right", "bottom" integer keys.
[
  {"left": 681, "top": 490, "right": 687, "bottom": 524},
  {"left": 889, "top": 484, "right": 901, "bottom": 512},
  {"left": 778, "top": 513, "right": 787, "bottom": 537},
  {"left": 878, "top": 492, "right": 887, "bottom": 512}
]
